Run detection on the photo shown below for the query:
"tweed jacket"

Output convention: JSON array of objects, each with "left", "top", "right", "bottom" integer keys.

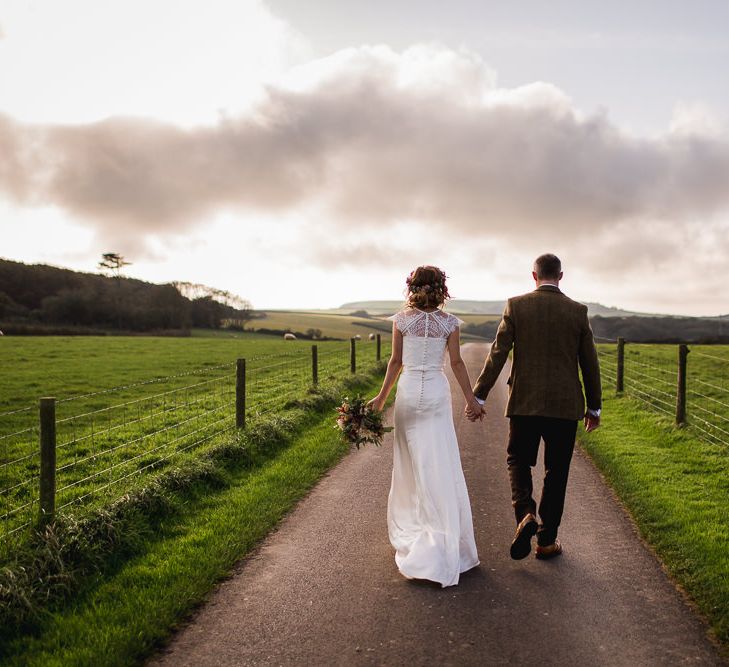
[{"left": 473, "top": 285, "right": 602, "bottom": 420}]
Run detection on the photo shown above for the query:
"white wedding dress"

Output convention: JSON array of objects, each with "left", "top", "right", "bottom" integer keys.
[{"left": 387, "top": 308, "right": 479, "bottom": 587}]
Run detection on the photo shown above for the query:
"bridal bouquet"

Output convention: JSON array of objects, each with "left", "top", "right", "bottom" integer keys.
[{"left": 335, "top": 396, "right": 392, "bottom": 449}]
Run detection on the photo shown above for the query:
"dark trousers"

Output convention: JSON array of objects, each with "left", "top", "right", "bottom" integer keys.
[{"left": 507, "top": 416, "right": 578, "bottom": 546}]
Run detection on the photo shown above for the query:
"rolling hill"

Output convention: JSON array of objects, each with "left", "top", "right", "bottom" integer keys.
[
  {"left": 333, "top": 301, "right": 729, "bottom": 343},
  {"left": 339, "top": 299, "right": 664, "bottom": 318}
]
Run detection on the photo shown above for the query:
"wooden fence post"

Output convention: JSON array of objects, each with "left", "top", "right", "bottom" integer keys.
[
  {"left": 676, "top": 344, "right": 689, "bottom": 426},
  {"left": 39, "top": 397, "right": 56, "bottom": 526},
  {"left": 236, "top": 358, "right": 246, "bottom": 429},
  {"left": 311, "top": 344, "right": 318, "bottom": 385},
  {"left": 350, "top": 338, "right": 356, "bottom": 374},
  {"left": 376, "top": 334, "right": 381, "bottom": 362},
  {"left": 616, "top": 337, "right": 625, "bottom": 393}
]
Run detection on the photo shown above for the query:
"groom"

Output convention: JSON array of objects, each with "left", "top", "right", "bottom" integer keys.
[{"left": 467, "top": 253, "right": 601, "bottom": 560}]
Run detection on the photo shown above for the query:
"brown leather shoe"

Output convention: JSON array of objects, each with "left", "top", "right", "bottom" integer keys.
[
  {"left": 535, "top": 540, "right": 563, "bottom": 560},
  {"left": 510, "top": 513, "right": 538, "bottom": 560}
]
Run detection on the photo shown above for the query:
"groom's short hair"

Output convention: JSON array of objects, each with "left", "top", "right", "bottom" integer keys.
[{"left": 534, "top": 253, "right": 562, "bottom": 280}]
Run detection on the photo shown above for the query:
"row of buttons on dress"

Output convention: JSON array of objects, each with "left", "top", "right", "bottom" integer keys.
[{"left": 417, "top": 312, "right": 429, "bottom": 411}]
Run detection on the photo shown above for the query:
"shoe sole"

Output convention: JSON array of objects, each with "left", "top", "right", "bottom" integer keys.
[
  {"left": 510, "top": 518, "right": 538, "bottom": 560},
  {"left": 535, "top": 545, "right": 563, "bottom": 560}
]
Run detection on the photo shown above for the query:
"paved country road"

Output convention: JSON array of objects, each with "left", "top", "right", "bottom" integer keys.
[{"left": 151, "top": 343, "right": 725, "bottom": 666}]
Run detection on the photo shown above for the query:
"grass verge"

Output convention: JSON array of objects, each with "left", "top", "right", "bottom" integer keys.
[
  {"left": 579, "top": 393, "right": 729, "bottom": 652},
  {"left": 0, "top": 369, "right": 385, "bottom": 666}
]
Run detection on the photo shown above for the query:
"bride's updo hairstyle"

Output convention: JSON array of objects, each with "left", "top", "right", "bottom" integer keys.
[{"left": 405, "top": 266, "right": 450, "bottom": 309}]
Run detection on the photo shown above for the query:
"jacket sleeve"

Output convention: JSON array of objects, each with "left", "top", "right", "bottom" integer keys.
[
  {"left": 578, "top": 308, "right": 602, "bottom": 411},
  {"left": 473, "top": 300, "right": 515, "bottom": 401}
]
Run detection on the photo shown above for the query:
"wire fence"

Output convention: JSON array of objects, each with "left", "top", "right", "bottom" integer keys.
[
  {"left": 596, "top": 338, "right": 729, "bottom": 448},
  {"left": 0, "top": 337, "right": 389, "bottom": 556},
  {"left": 595, "top": 338, "right": 618, "bottom": 389},
  {"left": 687, "top": 350, "right": 729, "bottom": 446}
]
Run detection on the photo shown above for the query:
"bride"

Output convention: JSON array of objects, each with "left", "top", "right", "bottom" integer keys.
[{"left": 368, "top": 266, "right": 481, "bottom": 587}]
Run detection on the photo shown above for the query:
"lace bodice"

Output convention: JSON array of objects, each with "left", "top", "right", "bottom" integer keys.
[
  {"left": 388, "top": 309, "right": 463, "bottom": 339},
  {"left": 388, "top": 309, "right": 464, "bottom": 372}
]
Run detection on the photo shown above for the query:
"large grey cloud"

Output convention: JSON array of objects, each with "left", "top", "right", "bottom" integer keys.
[{"left": 1, "top": 44, "right": 728, "bottom": 247}]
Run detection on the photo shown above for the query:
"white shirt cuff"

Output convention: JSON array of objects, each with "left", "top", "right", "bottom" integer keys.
[{"left": 474, "top": 397, "right": 485, "bottom": 405}]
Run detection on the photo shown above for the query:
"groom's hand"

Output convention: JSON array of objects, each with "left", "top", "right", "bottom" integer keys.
[{"left": 584, "top": 414, "right": 600, "bottom": 432}]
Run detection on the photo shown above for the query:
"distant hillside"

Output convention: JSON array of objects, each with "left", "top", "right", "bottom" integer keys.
[
  {"left": 340, "top": 299, "right": 506, "bottom": 315},
  {"left": 339, "top": 300, "right": 729, "bottom": 343},
  {"left": 340, "top": 299, "right": 654, "bottom": 318}
]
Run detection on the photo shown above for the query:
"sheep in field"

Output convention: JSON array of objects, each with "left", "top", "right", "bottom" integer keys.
[
  {"left": 368, "top": 333, "right": 376, "bottom": 341},
  {"left": 284, "top": 333, "right": 297, "bottom": 340}
]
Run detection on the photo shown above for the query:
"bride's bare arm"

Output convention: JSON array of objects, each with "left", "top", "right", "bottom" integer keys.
[
  {"left": 367, "top": 323, "right": 403, "bottom": 412},
  {"left": 447, "top": 328, "right": 484, "bottom": 419}
]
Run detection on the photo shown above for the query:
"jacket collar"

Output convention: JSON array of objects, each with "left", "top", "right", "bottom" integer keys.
[{"left": 536, "top": 284, "right": 561, "bottom": 293}]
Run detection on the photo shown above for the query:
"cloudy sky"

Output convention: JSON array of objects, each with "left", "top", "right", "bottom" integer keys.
[{"left": 1, "top": 1, "right": 728, "bottom": 315}]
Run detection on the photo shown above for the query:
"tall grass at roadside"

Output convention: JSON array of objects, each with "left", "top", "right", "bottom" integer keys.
[{"left": 579, "top": 393, "right": 729, "bottom": 651}]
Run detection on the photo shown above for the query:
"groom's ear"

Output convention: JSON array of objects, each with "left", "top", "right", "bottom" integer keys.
[{"left": 532, "top": 271, "right": 538, "bottom": 282}]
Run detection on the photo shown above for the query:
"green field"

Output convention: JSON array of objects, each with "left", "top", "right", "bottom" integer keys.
[
  {"left": 248, "top": 310, "right": 497, "bottom": 341},
  {"left": 0, "top": 334, "right": 386, "bottom": 416},
  {"left": 597, "top": 343, "right": 729, "bottom": 446},
  {"left": 249, "top": 310, "right": 392, "bottom": 339},
  {"left": 456, "top": 313, "right": 501, "bottom": 325},
  {"left": 0, "top": 334, "right": 390, "bottom": 550}
]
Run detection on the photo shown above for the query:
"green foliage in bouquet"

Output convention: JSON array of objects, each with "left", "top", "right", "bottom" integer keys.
[{"left": 335, "top": 396, "right": 393, "bottom": 448}]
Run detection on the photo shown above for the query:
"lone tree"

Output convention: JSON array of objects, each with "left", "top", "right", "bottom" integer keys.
[
  {"left": 98, "top": 253, "right": 131, "bottom": 278},
  {"left": 98, "top": 253, "right": 132, "bottom": 330}
]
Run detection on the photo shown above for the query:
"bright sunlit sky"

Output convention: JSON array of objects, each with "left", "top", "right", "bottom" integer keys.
[{"left": 1, "top": 0, "right": 728, "bottom": 315}]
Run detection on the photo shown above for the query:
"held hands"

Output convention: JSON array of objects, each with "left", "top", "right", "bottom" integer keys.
[{"left": 465, "top": 396, "right": 485, "bottom": 422}]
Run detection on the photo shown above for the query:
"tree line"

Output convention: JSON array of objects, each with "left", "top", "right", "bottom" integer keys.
[{"left": 0, "top": 258, "right": 251, "bottom": 334}]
